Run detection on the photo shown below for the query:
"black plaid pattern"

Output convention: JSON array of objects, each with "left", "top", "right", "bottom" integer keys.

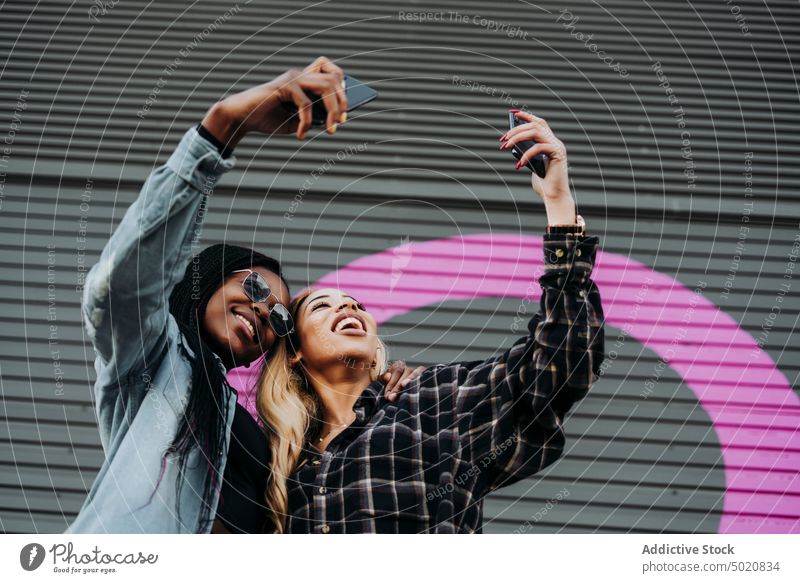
[{"left": 285, "top": 233, "right": 604, "bottom": 533}]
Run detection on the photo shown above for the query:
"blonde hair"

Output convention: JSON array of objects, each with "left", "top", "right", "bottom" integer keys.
[{"left": 257, "top": 287, "right": 388, "bottom": 532}]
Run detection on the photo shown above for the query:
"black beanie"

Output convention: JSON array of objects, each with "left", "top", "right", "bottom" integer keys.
[{"left": 169, "top": 243, "right": 287, "bottom": 329}]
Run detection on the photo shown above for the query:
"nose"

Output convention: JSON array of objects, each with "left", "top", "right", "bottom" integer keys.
[
  {"left": 249, "top": 300, "right": 269, "bottom": 326},
  {"left": 336, "top": 299, "right": 360, "bottom": 312}
]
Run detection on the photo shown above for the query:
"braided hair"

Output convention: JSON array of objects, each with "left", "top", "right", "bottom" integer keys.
[{"left": 166, "top": 243, "right": 288, "bottom": 532}]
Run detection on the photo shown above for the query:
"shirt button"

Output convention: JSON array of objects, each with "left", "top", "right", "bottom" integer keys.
[
  {"left": 319, "top": 486, "right": 327, "bottom": 494},
  {"left": 312, "top": 460, "right": 321, "bottom": 465},
  {"left": 555, "top": 248, "right": 564, "bottom": 258},
  {"left": 576, "top": 248, "right": 582, "bottom": 256},
  {"left": 321, "top": 524, "right": 331, "bottom": 534}
]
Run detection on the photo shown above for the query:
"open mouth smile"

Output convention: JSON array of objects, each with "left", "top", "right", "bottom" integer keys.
[
  {"left": 233, "top": 311, "right": 258, "bottom": 342},
  {"left": 331, "top": 313, "right": 367, "bottom": 336}
]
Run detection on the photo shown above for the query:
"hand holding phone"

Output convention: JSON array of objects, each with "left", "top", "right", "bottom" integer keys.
[
  {"left": 506, "top": 111, "right": 549, "bottom": 178},
  {"left": 282, "top": 75, "right": 378, "bottom": 130},
  {"left": 501, "top": 111, "right": 574, "bottom": 210},
  {"left": 200, "top": 56, "right": 350, "bottom": 144}
]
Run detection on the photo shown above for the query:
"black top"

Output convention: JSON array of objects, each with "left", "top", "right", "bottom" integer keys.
[{"left": 216, "top": 402, "right": 273, "bottom": 533}]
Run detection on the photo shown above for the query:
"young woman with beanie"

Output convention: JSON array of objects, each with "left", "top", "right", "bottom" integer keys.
[{"left": 67, "top": 56, "right": 421, "bottom": 534}]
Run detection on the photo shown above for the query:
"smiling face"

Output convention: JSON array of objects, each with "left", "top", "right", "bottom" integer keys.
[
  {"left": 290, "top": 287, "right": 379, "bottom": 373},
  {"left": 201, "top": 267, "right": 290, "bottom": 368}
]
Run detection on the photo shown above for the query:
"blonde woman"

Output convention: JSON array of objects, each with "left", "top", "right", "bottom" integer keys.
[{"left": 257, "top": 113, "right": 605, "bottom": 533}]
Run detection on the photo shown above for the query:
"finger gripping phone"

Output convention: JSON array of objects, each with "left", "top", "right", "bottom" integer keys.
[
  {"left": 283, "top": 74, "right": 378, "bottom": 127},
  {"left": 508, "top": 112, "right": 549, "bottom": 178}
]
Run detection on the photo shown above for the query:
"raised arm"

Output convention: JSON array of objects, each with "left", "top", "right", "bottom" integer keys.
[
  {"left": 448, "top": 112, "right": 605, "bottom": 494},
  {"left": 82, "top": 129, "right": 236, "bottom": 385},
  {"left": 83, "top": 57, "right": 348, "bottom": 388}
]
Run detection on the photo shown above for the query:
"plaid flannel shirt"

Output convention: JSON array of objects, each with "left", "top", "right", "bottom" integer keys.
[{"left": 285, "top": 232, "right": 604, "bottom": 533}]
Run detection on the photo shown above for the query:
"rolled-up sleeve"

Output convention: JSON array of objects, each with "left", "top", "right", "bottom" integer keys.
[{"left": 82, "top": 127, "right": 236, "bottom": 387}]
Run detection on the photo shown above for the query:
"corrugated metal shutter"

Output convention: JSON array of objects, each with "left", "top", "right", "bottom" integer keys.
[{"left": 1, "top": 0, "right": 797, "bottom": 533}]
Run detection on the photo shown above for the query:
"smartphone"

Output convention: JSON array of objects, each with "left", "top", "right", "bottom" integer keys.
[
  {"left": 283, "top": 74, "right": 378, "bottom": 128},
  {"left": 508, "top": 111, "right": 549, "bottom": 178}
]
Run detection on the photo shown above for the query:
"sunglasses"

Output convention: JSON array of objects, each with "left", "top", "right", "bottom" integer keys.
[{"left": 232, "top": 269, "right": 294, "bottom": 337}]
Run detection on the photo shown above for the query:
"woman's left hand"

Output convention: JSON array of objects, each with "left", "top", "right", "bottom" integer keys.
[
  {"left": 501, "top": 111, "right": 576, "bottom": 224},
  {"left": 382, "top": 360, "right": 426, "bottom": 402}
]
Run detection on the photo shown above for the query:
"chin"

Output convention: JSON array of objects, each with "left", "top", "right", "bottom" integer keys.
[
  {"left": 232, "top": 356, "right": 253, "bottom": 368},
  {"left": 332, "top": 345, "right": 376, "bottom": 368},
  {"left": 335, "top": 357, "right": 374, "bottom": 373},
  {"left": 235, "top": 342, "right": 263, "bottom": 364}
]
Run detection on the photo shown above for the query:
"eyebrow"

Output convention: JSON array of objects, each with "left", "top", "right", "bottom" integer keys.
[{"left": 306, "top": 294, "right": 361, "bottom": 309}]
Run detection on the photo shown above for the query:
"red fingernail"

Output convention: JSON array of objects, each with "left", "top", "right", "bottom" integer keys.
[
  {"left": 509, "top": 109, "right": 520, "bottom": 113},
  {"left": 499, "top": 133, "right": 508, "bottom": 141},
  {"left": 515, "top": 161, "right": 522, "bottom": 169}
]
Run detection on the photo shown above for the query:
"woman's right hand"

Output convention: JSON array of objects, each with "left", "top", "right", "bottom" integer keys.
[{"left": 201, "top": 56, "right": 348, "bottom": 148}]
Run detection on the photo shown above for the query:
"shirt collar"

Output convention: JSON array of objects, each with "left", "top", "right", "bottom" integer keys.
[
  {"left": 295, "top": 379, "right": 384, "bottom": 469},
  {"left": 352, "top": 379, "right": 384, "bottom": 423}
]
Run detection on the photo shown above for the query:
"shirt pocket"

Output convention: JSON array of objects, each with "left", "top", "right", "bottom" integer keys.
[
  {"left": 356, "top": 423, "right": 431, "bottom": 523},
  {"left": 357, "top": 478, "right": 430, "bottom": 526}
]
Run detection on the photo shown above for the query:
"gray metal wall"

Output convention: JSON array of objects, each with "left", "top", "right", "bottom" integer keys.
[{"left": 1, "top": 0, "right": 798, "bottom": 533}]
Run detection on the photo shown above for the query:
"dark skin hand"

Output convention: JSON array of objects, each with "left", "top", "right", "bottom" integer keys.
[
  {"left": 201, "top": 55, "right": 348, "bottom": 148},
  {"left": 199, "top": 56, "right": 424, "bottom": 396},
  {"left": 382, "top": 361, "right": 426, "bottom": 402}
]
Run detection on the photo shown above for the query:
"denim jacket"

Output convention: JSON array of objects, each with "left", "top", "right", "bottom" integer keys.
[{"left": 66, "top": 127, "right": 238, "bottom": 533}]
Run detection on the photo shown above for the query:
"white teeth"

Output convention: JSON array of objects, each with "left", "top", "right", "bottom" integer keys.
[
  {"left": 235, "top": 314, "right": 255, "bottom": 338},
  {"left": 335, "top": 317, "right": 363, "bottom": 333}
]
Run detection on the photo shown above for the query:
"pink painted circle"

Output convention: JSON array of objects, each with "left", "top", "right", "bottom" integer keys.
[{"left": 229, "top": 234, "right": 800, "bottom": 533}]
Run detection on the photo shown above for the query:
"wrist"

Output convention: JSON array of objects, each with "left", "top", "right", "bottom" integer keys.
[
  {"left": 543, "top": 194, "right": 577, "bottom": 225},
  {"left": 201, "top": 101, "right": 243, "bottom": 150}
]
